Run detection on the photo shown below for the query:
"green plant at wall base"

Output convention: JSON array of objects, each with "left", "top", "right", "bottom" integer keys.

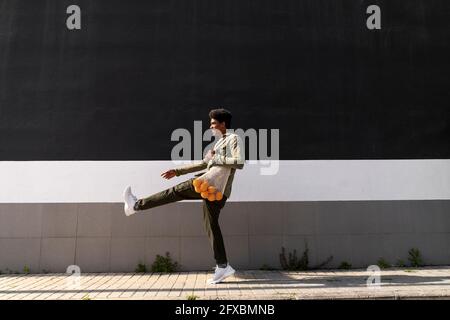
[
  {"left": 377, "top": 258, "right": 391, "bottom": 269},
  {"left": 338, "top": 261, "right": 352, "bottom": 270},
  {"left": 259, "top": 264, "right": 277, "bottom": 271},
  {"left": 23, "top": 265, "right": 30, "bottom": 274},
  {"left": 135, "top": 262, "right": 148, "bottom": 273},
  {"left": 280, "top": 244, "right": 309, "bottom": 271},
  {"left": 408, "top": 248, "right": 424, "bottom": 267},
  {"left": 396, "top": 260, "right": 406, "bottom": 268},
  {"left": 187, "top": 295, "right": 199, "bottom": 300},
  {"left": 151, "top": 252, "right": 179, "bottom": 273},
  {"left": 315, "top": 255, "right": 334, "bottom": 269},
  {"left": 280, "top": 243, "right": 333, "bottom": 271}
]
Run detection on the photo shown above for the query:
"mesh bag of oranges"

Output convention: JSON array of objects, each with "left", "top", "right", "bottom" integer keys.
[{"left": 192, "top": 166, "right": 231, "bottom": 201}]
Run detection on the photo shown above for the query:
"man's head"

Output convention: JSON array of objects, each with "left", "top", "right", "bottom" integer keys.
[{"left": 209, "top": 108, "right": 232, "bottom": 136}]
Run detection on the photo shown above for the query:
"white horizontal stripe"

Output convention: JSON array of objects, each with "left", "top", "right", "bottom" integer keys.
[{"left": 1, "top": 160, "right": 449, "bottom": 203}]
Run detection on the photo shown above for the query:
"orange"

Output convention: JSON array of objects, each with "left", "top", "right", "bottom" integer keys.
[
  {"left": 200, "top": 191, "right": 209, "bottom": 199},
  {"left": 200, "top": 182, "right": 209, "bottom": 192},
  {"left": 194, "top": 186, "right": 201, "bottom": 193},
  {"left": 216, "top": 192, "right": 223, "bottom": 201},
  {"left": 192, "top": 179, "right": 202, "bottom": 187},
  {"left": 207, "top": 186, "right": 216, "bottom": 193},
  {"left": 208, "top": 194, "right": 216, "bottom": 201}
]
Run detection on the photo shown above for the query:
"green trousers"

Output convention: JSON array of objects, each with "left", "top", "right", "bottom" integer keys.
[{"left": 134, "top": 178, "right": 228, "bottom": 266}]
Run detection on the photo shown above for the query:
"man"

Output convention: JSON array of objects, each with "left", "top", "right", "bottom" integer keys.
[{"left": 123, "top": 108, "right": 244, "bottom": 284}]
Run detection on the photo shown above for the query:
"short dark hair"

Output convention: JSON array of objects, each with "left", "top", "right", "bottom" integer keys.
[{"left": 209, "top": 108, "right": 232, "bottom": 128}]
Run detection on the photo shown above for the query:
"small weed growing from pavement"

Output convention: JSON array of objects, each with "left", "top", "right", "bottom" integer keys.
[
  {"left": 259, "top": 264, "right": 277, "bottom": 271},
  {"left": 338, "top": 261, "right": 352, "bottom": 270},
  {"left": 396, "top": 260, "right": 406, "bottom": 268},
  {"left": 187, "top": 295, "right": 199, "bottom": 300},
  {"left": 280, "top": 243, "right": 309, "bottom": 271},
  {"left": 315, "top": 255, "right": 334, "bottom": 269},
  {"left": 151, "top": 252, "right": 179, "bottom": 273},
  {"left": 404, "top": 269, "right": 417, "bottom": 273},
  {"left": 408, "top": 248, "right": 424, "bottom": 267},
  {"left": 377, "top": 258, "right": 391, "bottom": 269},
  {"left": 135, "top": 262, "right": 148, "bottom": 273},
  {"left": 23, "top": 265, "right": 30, "bottom": 274},
  {"left": 280, "top": 242, "right": 333, "bottom": 271}
]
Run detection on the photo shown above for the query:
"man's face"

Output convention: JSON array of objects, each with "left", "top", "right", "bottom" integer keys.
[{"left": 210, "top": 118, "right": 226, "bottom": 137}]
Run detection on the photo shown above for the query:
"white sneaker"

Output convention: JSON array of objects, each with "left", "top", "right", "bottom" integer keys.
[
  {"left": 207, "top": 263, "right": 235, "bottom": 284},
  {"left": 123, "top": 186, "right": 138, "bottom": 216}
]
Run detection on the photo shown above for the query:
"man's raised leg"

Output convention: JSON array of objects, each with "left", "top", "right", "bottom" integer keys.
[{"left": 124, "top": 178, "right": 201, "bottom": 215}]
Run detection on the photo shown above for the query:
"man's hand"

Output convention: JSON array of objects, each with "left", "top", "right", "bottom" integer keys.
[
  {"left": 204, "top": 149, "right": 216, "bottom": 162},
  {"left": 161, "top": 169, "right": 176, "bottom": 180}
]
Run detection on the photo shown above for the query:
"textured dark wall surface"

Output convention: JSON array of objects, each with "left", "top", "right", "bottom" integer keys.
[{"left": 0, "top": 0, "right": 449, "bottom": 160}]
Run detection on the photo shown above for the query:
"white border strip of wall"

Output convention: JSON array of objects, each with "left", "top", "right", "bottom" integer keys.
[{"left": 1, "top": 160, "right": 449, "bottom": 203}]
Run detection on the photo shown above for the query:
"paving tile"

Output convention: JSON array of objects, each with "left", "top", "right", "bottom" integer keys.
[
  {"left": 168, "top": 272, "right": 187, "bottom": 298},
  {"left": 108, "top": 274, "right": 137, "bottom": 299},
  {"left": 144, "top": 273, "right": 170, "bottom": 298},
  {"left": 2, "top": 266, "right": 450, "bottom": 300},
  {"left": 88, "top": 274, "right": 124, "bottom": 299},
  {"left": 119, "top": 273, "right": 146, "bottom": 298},
  {"left": 156, "top": 273, "right": 179, "bottom": 298},
  {"left": 30, "top": 275, "right": 71, "bottom": 300},
  {"left": 128, "top": 274, "right": 155, "bottom": 299}
]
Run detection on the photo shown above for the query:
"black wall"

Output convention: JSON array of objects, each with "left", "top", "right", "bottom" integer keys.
[{"left": 0, "top": 0, "right": 449, "bottom": 160}]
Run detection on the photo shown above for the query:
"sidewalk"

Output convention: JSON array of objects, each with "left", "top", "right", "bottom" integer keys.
[{"left": 1, "top": 266, "right": 450, "bottom": 300}]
